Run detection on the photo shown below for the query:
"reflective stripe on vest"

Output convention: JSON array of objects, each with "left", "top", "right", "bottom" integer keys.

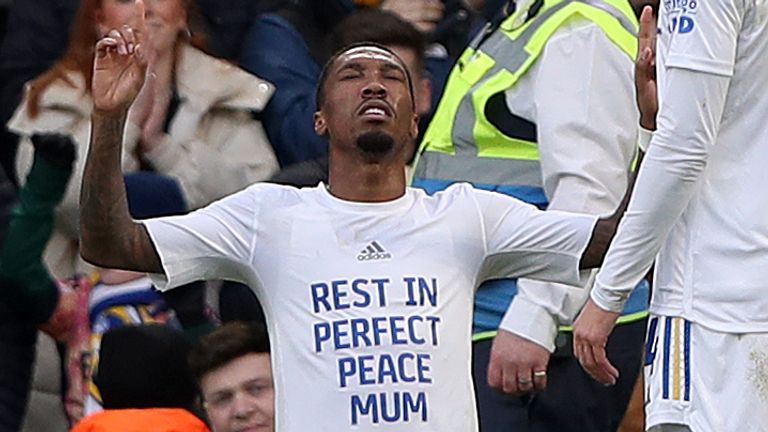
[{"left": 413, "top": 0, "right": 638, "bottom": 187}]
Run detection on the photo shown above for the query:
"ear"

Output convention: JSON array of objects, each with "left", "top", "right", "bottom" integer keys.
[
  {"left": 410, "top": 112, "right": 419, "bottom": 140},
  {"left": 416, "top": 78, "right": 432, "bottom": 116},
  {"left": 314, "top": 111, "right": 328, "bottom": 137}
]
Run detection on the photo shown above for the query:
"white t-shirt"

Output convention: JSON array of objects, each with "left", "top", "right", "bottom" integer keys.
[
  {"left": 592, "top": 0, "right": 768, "bottom": 332},
  {"left": 143, "top": 182, "right": 595, "bottom": 431}
]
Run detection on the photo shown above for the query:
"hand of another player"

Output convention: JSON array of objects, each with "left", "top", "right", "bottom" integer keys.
[
  {"left": 635, "top": 5, "right": 658, "bottom": 131},
  {"left": 381, "top": 0, "right": 445, "bottom": 34},
  {"left": 573, "top": 299, "right": 620, "bottom": 385},
  {"left": 92, "top": 0, "right": 148, "bottom": 116},
  {"left": 487, "top": 329, "right": 550, "bottom": 394}
]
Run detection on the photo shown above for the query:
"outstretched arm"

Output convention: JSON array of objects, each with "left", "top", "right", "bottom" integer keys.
[
  {"left": 0, "top": 135, "right": 74, "bottom": 323},
  {"left": 578, "top": 164, "right": 637, "bottom": 270},
  {"left": 578, "top": 5, "right": 657, "bottom": 270},
  {"left": 79, "top": 3, "right": 162, "bottom": 273}
]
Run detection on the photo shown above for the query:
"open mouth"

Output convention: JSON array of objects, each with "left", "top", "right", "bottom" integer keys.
[{"left": 358, "top": 101, "right": 393, "bottom": 121}]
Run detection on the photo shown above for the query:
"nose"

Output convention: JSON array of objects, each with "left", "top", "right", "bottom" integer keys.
[
  {"left": 232, "top": 392, "right": 256, "bottom": 420},
  {"left": 362, "top": 80, "right": 387, "bottom": 99}
]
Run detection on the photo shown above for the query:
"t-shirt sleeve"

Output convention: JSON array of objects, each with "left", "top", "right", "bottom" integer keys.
[
  {"left": 664, "top": 0, "right": 745, "bottom": 76},
  {"left": 473, "top": 189, "right": 597, "bottom": 286},
  {"left": 142, "top": 188, "right": 259, "bottom": 291}
]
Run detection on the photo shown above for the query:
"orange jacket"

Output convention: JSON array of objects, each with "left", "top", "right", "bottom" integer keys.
[{"left": 71, "top": 408, "right": 210, "bottom": 432}]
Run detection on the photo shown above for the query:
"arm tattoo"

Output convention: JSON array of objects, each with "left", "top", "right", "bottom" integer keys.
[{"left": 80, "top": 111, "right": 162, "bottom": 272}]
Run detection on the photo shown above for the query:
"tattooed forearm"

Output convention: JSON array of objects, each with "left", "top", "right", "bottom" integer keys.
[{"left": 79, "top": 110, "right": 162, "bottom": 272}]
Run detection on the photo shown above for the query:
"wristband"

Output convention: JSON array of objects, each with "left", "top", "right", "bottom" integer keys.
[{"left": 637, "top": 127, "right": 654, "bottom": 152}]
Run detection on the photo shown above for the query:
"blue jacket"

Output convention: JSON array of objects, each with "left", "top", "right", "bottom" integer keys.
[{"left": 240, "top": 14, "right": 328, "bottom": 167}]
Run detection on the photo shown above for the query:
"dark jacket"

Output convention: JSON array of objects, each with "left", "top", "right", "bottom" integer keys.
[
  {"left": 0, "top": 307, "right": 37, "bottom": 432},
  {"left": 0, "top": 158, "right": 36, "bottom": 432},
  {"left": 0, "top": 0, "right": 79, "bottom": 182}
]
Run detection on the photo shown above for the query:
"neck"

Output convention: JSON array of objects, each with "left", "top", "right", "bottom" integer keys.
[
  {"left": 327, "top": 149, "right": 407, "bottom": 202},
  {"left": 149, "top": 48, "right": 176, "bottom": 84}
]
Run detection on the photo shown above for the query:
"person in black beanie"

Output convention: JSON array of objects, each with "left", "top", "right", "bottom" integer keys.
[
  {"left": 93, "top": 324, "right": 198, "bottom": 410},
  {"left": 72, "top": 324, "right": 210, "bottom": 431}
]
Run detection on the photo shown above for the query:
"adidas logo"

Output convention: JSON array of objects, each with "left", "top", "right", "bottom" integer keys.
[{"left": 357, "top": 241, "right": 392, "bottom": 261}]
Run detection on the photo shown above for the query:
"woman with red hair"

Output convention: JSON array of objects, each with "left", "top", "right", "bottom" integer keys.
[{"left": 7, "top": 0, "right": 278, "bottom": 279}]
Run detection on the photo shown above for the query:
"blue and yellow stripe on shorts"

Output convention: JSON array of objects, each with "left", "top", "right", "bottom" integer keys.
[{"left": 646, "top": 316, "right": 691, "bottom": 402}]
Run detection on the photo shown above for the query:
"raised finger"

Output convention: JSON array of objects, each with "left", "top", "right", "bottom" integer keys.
[
  {"left": 107, "top": 29, "right": 128, "bottom": 55},
  {"left": 638, "top": 6, "right": 656, "bottom": 41}
]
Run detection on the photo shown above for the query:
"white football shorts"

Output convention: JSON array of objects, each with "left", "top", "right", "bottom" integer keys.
[{"left": 644, "top": 315, "right": 768, "bottom": 431}]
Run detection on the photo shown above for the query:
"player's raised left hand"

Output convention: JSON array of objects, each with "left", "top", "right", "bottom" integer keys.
[{"left": 573, "top": 299, "right": 620, "bottom": 385}]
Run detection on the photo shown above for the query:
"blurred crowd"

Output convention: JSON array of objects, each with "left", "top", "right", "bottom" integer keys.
[{"left": 0, "top": 0, "right": 649, "bottom": 431}]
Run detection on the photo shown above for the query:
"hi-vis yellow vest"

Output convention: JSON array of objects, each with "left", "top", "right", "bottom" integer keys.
[
  {"left": 413, "top": 0, "right": 638, "bottom": 196},
  {"left": 412, "top": 0, "right": 649, "bottom": 336}
]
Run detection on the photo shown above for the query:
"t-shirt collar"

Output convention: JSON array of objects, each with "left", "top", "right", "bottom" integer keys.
[{"left": 314, "top": 182, "right": 415, "bottom": 213}]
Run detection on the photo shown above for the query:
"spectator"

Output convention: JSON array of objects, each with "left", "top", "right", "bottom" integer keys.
[
  {"left": 0, "top": 160, "right": 38, "bottom": 432},
  {"left": 0, "top": 134, "right": 209, "bottom": 424},
  {"left": 71, "top": 324, "right": 210, "bottom": 431},
  {"left": 193, "top": 0, "right": 282, "bottom": 60},
  {"left": 411, "top": 0, "right": 651, "bottom": 430},
  {"left": 7, "top": 0, "right": 278, "bottom": 279},
  {"left": 239, "top": 0, "right": 453, "bottom": 167},
  {"left": 270, "top": 9, "right": 434, "bottom": 187},
  {"left": 0, "top": 0, "right": 282, "bottom": 182},
  {"left": 0, "top": 0, "right": 80, "bottom": 183},
  {"left": 189, "top": 322, "right": 273, "bottom": 432},
  {"left": 0, "top": 133, "right": 91, "bottom": 425}
]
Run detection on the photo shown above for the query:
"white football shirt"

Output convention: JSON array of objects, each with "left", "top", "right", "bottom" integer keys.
[
  {"left": 143, "top": 182, "right": 595, "bottom": 431},
  {"left": 592, "top": 0, "right": 768, "bottom": 332}
]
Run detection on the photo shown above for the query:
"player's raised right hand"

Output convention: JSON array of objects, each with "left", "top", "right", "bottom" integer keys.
[
  {"left": 92, "top": 0, "right": 148, "bottom": 116},
  {"left": 635, "top": 5, "right": 658, "bottom": 131}
]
